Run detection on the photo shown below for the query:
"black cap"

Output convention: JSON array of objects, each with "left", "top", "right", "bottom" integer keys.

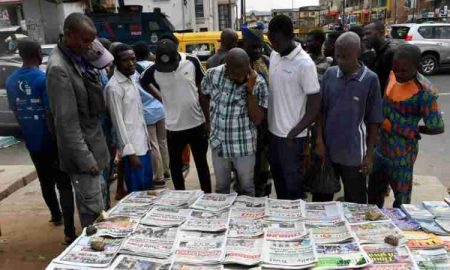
[{"left": 155, "top": 39, "right": 179, "bottom": 72}]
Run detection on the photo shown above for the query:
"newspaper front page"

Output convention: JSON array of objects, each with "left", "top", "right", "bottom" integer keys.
[
  {"left": 224, "top": 238, "right": 263, "bottom": 266},
  {"left": 313, "top": 241, "right": 372, "bottom": 269},
  {"left": 182, "top": 210, "right": 230, "bottom": 232},
  {"left": 108, "top": 203, "right": 153, "bottom": 220},
  {"left": 310, "top": 221, "right": 355, "bottom": 244},
  {"left": 191, "top": 193, "right": 237, "bottom": 212},
  {"left": 156, "top": 190, "right": 203, "bottom": 207},
  {"left": 232, "top": 196, "right": 266, "bottom": 208},
  {"left": 342, "top": 203, "right": 389, "bottom": 224},
  {"left": 350, "top": 221, "right": 404, "bottom": 244},
  {"left": 174, "top": 231, "right": 227, "bottom": 265},
  {"left": 93, "top": 216, "right": 137, "bottom": 238},
  {"left": 230, "top": 207, "right": 265, "bottom": 220},
  {"left": 110, "top": 254, "right": 172, "bottom": 270},
  {"left": 140, "top": 206, "right": 192, "bottom": 227},
  {"left": 305, "top": 202, "right": 345, "bottom": 226},
  {"left": 228, "top": 218, "right": 264, "bottom": 238},
  {"left": 265, "top": 198, "right": 306, "bottom": 222},
  {"left": 264, "top": 221, "right": 308, "bottom": 241},
  {"left": 119, "top": 191, "right": 158, "bottom": 205},
  {"left": 362, "top": 244, "right": 416, "bottom": 270}
]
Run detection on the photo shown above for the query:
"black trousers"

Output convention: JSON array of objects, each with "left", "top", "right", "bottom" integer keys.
[
  {"left": 29, "top": 148, "right": 75, "bottom": 237},
  {"left": 167, "top": 124, "right": 212, "bottom": 193}
]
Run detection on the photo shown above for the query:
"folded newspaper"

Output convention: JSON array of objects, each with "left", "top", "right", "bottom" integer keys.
[
  {"left": 410, "top": 248, "right": 450, "bottom": 269},
  {"left": 422, "top": 201, "right": 450, "bottom": 218},
  {"left": 53, "top": 236, "right": 122, "bottom": 268},
  {"left": 416, "top": 219, "right": 449, "bottom": 235},
  {"left": 230, "top": 206, "right": 265, "bottom": 220},
  {"left": 261, "top": 234, "right": 318, "bottom": 269},
  {"left": 403, "top": 231, "right": 445, "bottom": 250},
  {"left": 172, "top": 264, "right": 224, "bottom": 270},
  {"left": 380, "top": 208, "right": 421, "bottom": 231},
  {"left": 350, "top": 221, "right": 404, "bottom": 244},
  {"left": 191, "top": 192, "right": 237, "bottom": 212},
  {"left": 342, "top": 203, "right": 388, "bottom": 224},
  {"left": 362, "top": 244, "right": 416, "bottom": 270},
  {"left": 400, "top": 204, "right": 434, "bottom": 221},
  {"left": 108, "top": 203, "right": 153, "bottom": 220},
  {"left": 313, "top": 241, "right": 372, "bottom": 269},
  {"left": 173, "top": 231, "right": 227, "bottom": 265},
  {"left": 140, "top": 206, "right": 192, "bottom": 227},
  {"left": 310, "top": 221, "right": 354, "bottom": 244},
  {"left": 264, "top": 221, "right": 308, "bottom": 241},
  {"left": 182, "top": 210, "right": 230, "bottom": 232},
  {"left": 264, "top": 198, "right": 306, "bottom": 222},
  {"left": 224, "top": 238, "right": 263, "bottom": 266},
  {"left": 435, "top": 218, "right": 450, "bottom": 233},
  {"left": 120, "top": 224, "right": 178, "bottom": 258},
  {"left": 110, "top": 254, "right": 172, "bottom": 270},
  {"left": 305, "top": 202, "right": 345, "bottom": 226},
  {"left": 156, "top": 190, "right": 203, "bottom": 207},
  {"left": 93, "top": 216, "right": 137, "bottom": 238},
  {"left": 228, "top": 218, "right": 264, "bottom": 238},
  {"left": 119, "top": 191, "right": 159, "bottom": 205},
  {"left": 232, "top": 196, "right": 266, "bottom": 208}
]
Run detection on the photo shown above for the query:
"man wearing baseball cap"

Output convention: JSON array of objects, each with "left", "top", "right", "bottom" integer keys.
[{"left": 140, "top": 39, "right": 212, "bottom": 193}]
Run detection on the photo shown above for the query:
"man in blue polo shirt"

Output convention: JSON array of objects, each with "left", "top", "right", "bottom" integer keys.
[
  {"left": 316, "top": 32, "right": 383, "bottom": 203},
  {"left": 6, "top": 39, "right": 76, "bottom": 243}
]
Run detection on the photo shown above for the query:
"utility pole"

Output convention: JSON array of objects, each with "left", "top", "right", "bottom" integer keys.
[
  {"left": 241, "top": 0, "right": 245, "bottom": 26},
  {"left": 228, "top": 0, "right": 232, "bottom": 28}
]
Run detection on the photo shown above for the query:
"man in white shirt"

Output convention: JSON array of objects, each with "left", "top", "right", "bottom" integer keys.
[
  {"left": 267, "top": 15, "right": 321, "bottom": 200},
  {"left": 140, "top": 39, "right": 212, "bottom": 193},
  {"left": 105, "top": 43, "right": 153, "bottom": 192}
]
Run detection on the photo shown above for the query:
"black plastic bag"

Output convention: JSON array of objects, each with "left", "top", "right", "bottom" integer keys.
[{"left": 304, "top": 157, "right": 340, "bottom": 194}]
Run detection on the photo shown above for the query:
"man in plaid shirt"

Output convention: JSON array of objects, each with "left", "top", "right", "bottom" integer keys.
[{"left": 201, "top": 48, "right": 269, "bottom": 196}]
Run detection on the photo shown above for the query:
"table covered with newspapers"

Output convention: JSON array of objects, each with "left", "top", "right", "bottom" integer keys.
[{"left": 46, "top": 189, "right": 450, "bottom": 270}]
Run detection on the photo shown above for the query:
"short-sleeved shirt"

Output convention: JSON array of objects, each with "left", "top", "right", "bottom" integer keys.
[
  {"left": 6, "top": 67, "right": 54, "bottom": 152},
  {"left": 268, "top": 45, "right": 320, "bottom": 138},
  {"left": 321, "top": 65, "right": 383, "bottom": 167},
  {"left": 140, "top": 53, "right": 205, "bottom": 131},
  {"left": 201, "top": 65, "right": 269, "bottom": 158}
]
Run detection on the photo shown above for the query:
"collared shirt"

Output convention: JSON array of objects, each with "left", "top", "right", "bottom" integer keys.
[
  {"left": 105, "top": 69, "right": 149, "bottom": 157},
  {"left": 321, "top": 64, "right": 383, "bottom": 166},
  {"left": 201, "top": 65, "right": 269, "bottom": 158},
  {"left": 268, "top": 44, "right": 320, "bottom": 138}
]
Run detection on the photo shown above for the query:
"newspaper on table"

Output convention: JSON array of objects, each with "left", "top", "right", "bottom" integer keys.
[
  {"left": 416, "top": 219, "right": 449, "bottom": 235},
  {"left": 119, "top": 191, "right": 159, "bottom": 205},
  {"left": 120, "top": 224, "right": 178, "bottom": 258},
  {"left": 362, "top": 244, "right": 416, "bottom": 270},
  {"left": 435, "top": 218, "right": 450, "bottom": 233},
  {"left": 403, "top": 231, "right": 445, "bottom": 250},
  {"left": 437, "top": 235, "right": 450, "bottom": 251},
  {"left": 156, "top": 190, "right": 203, "bottom": 207},
  {"left": 191, "top": 192, "right": 237, "bottom": 212},
  {"left": 182, "top": 210, "right": 230, "bottom": 232},
  {"left": 264, "top": 221, "right": 308, "bottom": 241},
  {"left": 45, "top": 262, "right": 101, "bottom": 270},
  {"left": 230, "top": 206, "right": 265, "bottom": 220},
  {"left": 313, "top": 241, "right": 372, "bottom": 269},
  {"left": 410, "top": 248, "right": 450, "bottom": 270},
  {"left": 140, "top": 206, "right": 192, "bottom": 227},
  {"left": 401, "top": 204, "right": 434, "bottom": 221},
  {"left": 108, "top": 203, "right": 153, "bottom": 220},
  {"left": 53, "top": 236, "right": 122, "bottom": 268},
  {"left": 264, "top": 198, "right": 306, "bottom": 222},
  {"left": 93, "top": 216, "right": 137, "bottom": 238},
  {"left": 224, "top": 238, "right": 263, "bottom": 266},
  {"left": 223, "top": 266, "right": 261, "bottom": 270},
  {"left": 310, "top": 221, "right": 354, "bottom": 244},
  {"left": 172, "top": 264, "right": 224, "bottom": 270},
  {"left": 380, "top": 208, "right": 421, "bottom": 231},
  {"left": 342, "top": 203, "right": 388, "bottom": 224},
  {"left": 110, "top": 254, "right": 172, "bottom": 270},
  {"left": 422, "top": 201, "right": 450, "bottom": 218},
  {"left": 232, "top": 195, "right": 266, "bottom": 208},
  {"left": 261, "top": 234, "right": 318, "bottom": 269},
  {"left": 173, "top": 231, "right": 227, "bottom": 265},
  {"left": 305, "top": 202, "right": 345, "bottom": 226},
  {"left": 350, "top": 221, "right": 404, "bottom": 244},
  {"left": 228, "top": 218, "right": 264, "bottom": 238}
]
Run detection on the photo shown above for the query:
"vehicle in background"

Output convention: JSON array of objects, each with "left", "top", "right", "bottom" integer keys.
[
  {"left": 174, "top": 31, "right": 272, "bottom": 69},
  {"left": 391, "top": 23, "right": 450, "bottom": 75}
]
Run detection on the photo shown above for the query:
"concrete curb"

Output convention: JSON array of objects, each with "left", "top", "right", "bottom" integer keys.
[{"left": 0, "top": 170, "right": 37, "bottom": 202}]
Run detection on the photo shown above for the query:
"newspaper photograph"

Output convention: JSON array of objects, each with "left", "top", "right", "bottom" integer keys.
[
  {"left": 232, "top": 196, "right": 266, "bottom": 208},
  {"left": 191, "top": 192, "right": 237, "bottom": 212},
  {"left": 310, "top": 221, "right": 354, "bottom": 244},
  {"left": 182, "top": 210, "right": 230, "bottom": 232},
  {"left": 380, "top": 208, "right": 421, "bottom": 231},
  {"left": 173, "top": 231, "right": 227, "bottom": 265},
  {"left": 110, "top": 254, "right": 172, "bottom": 270},
  {"left": 93, "top": 216, "right": 138, "bottom": 238},
  {"left": 140, "top": 206, "right": 192, "bottom": 227},
  {"left": 350, "top": 221, "right": 404, "bottom": 244},
  {"left": 261, "top": 235, "right": 318, "bottom": 269},
  {"left": 264, "top": 221, "right": 308, "bottom": 241},
  {"left": 155, "top": 190, "right": 203, "bottom": 207},
  {"left": 228, "top": 218, "right": 264, "bottom": 238},
  {"left": 120, "top": 224, "right": 178, "bottom": 258},
  {"left": 362, "top": 244, "right": 416, "bottom": 270},
  {"left": 108, "top": 203, "right": 153, "bottom": 220},
  {"left": 313, "top": 242, "right": 371, "bottom": 269},
  {"left": 54, "top": 236, "right": 122, "bottom": 268},
  {"left": 224, "top": 238, "right": 263, "bottom": 266},
  {"left": 230, "top": 207, "right": 265, "bottom": 220},
  {"left": 119, "top": 191, "right": 158, "bottom": 205},
  {"left": 342, "top": 203, "right": 388, "bottom": 224},
  {"left": 305, "top": 202, "right": 345, "bottom": 226},
  {"left": 265, "top": 198, "right": 306, "bottom": 222}
]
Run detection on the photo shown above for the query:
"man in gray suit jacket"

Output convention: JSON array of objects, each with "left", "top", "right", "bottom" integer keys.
[{"left": 47, "top": 13, "right": 111, "bottom": 228}]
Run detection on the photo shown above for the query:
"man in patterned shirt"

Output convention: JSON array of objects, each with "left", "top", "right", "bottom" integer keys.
[{"left": 201, "top": 48, "right": 269, "bottom": 196}]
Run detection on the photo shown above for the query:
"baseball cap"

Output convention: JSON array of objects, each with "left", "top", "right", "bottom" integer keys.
[
  {"left": 82, "top": 39, "right": 114, "bottom": 69},
  {"left": 155, "top": 39, "right": 179, "bottom": 72}
]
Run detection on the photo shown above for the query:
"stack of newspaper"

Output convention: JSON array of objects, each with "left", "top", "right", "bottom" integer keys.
[
  {"left": 120, "top": 224, "right": 179, "bottom": 258},
  {"left": 156, "top": 190, "right": 204, "bottom": 207},
  {"left": 401, "top": 204, "right": 434, "bottom": 221},
  {"left": 264, "top": 198, "right": 306, "bottom": 222},
  {"left": 93, "top": 216, "right": 138, "bottom": 238},
  {"left": 423, "top": 201, "right": 450, "bottom": 218},
  {"left": 191, "top": 192, "right": 237, "bottom": 212},
  {"left": 380, "top": 208, "right": 421, "bottom": 231},
  {"left": 173, "top": 231, "right": 227, "bottom": 265},
  {"left": 182, "top": 210, "right": 230, "bottom": 232},
  {"left": 140, "top": 206, "right": 192, "bottom": 227}
]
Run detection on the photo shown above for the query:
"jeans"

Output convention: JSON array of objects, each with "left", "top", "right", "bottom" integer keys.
[
  {"left": 29, "top": 149, "right": 75, "bottom": 237},
  {"left": 69, "top": 173, "right": 105, "bottom": 228},
  {"left": 148, "top": 119, "right": 170, "bottom": 181},
  {"left": 167, "top": 124, "right": 211, "bottom": 193},
  {"left": 123, "top": 152, "right": 153, "bottom": 192},
  {"left": 212, "top": 148, "right": 255, "bottom": 196},
  {"left": 334, "top": 163, "right": 367, "bottom": 204},
  {"left": 268, "top": 133, "right": 306, "bottom": 200}
]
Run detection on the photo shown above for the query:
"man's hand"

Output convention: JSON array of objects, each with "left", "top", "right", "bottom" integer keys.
[
  {"left": 129, "top": 154, "right": 143, "bottom": 169},
  {"left": 246, "top": 68, "right": 257, "bottom": 93},
  {"left": 287, "top": 127, "right": 301, "bottom": 143},
  {"left": 360, "top": 154, "right": 373, "bottom": 175},
  {"left": 204, "top": 122, "right": 211, "bottom": 138},
  {"left": 89, "top": 164, "right": 100, "bottom": 176},
  {"left": 315, "top": 142, "right": 327, "bottom": 163}
]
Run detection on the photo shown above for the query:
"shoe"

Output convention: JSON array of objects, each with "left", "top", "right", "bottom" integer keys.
[
  {"left": 153, "top": 179, "right": 166, "bottom": 187},
  {"left": 49, "top": 217, "right": 63, "bottom": 226},
  {"left": 64, "top": 235, "right": 77, "bottom": 245}
]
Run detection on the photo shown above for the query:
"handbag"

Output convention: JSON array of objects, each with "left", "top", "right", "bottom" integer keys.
[{"left": 304, "top": 156, "right": 341, "bottom": 194}]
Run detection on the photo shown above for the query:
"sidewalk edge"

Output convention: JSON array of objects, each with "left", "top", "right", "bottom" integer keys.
[{"left": 0, "top": 170, "right": 37, "bottom": 202}]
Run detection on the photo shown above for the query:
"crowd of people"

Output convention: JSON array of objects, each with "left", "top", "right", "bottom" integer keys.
[{"left": 5, "top": 12, "right": 444, "bottom": 244}]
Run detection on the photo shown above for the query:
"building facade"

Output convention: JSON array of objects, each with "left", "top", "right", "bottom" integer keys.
[{"left": 272, "top": 8, "right": 301, "bottom": 28}]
